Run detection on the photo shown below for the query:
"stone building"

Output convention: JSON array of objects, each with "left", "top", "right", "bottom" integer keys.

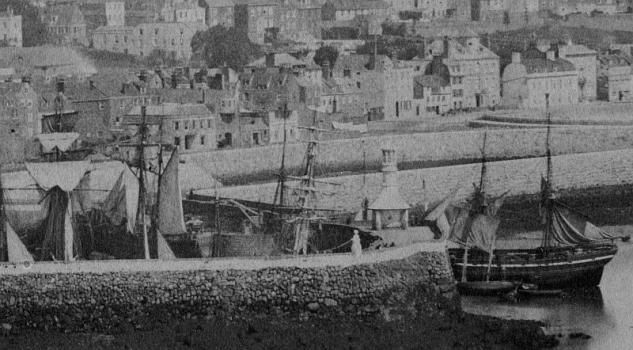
[
  {"left": 124, "top": 103, "right": 217, "bottom": 152},
  {"left": 161, "top": 0, "right": 206, "bottom": 25},
  {"left": 321, "top": 0, "right": 390, "bottom": 21},
  {"left": 106, "top": 2, "right": 125, "bottom": 26},
  {"left": 331, "top": 54, "right": 389, "bottom": 119},
  {"left": 384, "top": 60, "right": 415, "bottom": 119},
  {"left": 204, "top": 0, "right": 234, "bottom": 27},
  {"left": 557, "top": 41, "right": 597, "bottom": 101},
  {"left": 278, "top": 0, "right": 322, "bottom": 41},
  {"left": 597, "top": 49, "right": 633, "bottom": 102},
  {"left": 472, "top": 0, "right": 540, "bottom": 24},
  {"left": 234, "top": 0, "right": 279, "bottom": 44},
  {"left": 548, "top": 0, "right": 618, "bottom": 16},
  {"left": 412, "top": 55, "right": 453, "bottom": 116},
  {"left": 0, "top": 7, "right": 22, "bottom": 47},
  {"left": 237, "top": 68, "right": 300, "bottom": 146},
  {"left": 65, "top": 75, "right": 161, "bottom": 143},
  {"left": 0, "top": 81, "right": 40, "bottom": 164},
  {"left": 93, "top": 21, "right": 206, "bottom": 61},
  {"left": 41, "top": 3, "right": 88, "bottom": 46},
  {"left": 386, "top": 0, "right": 449, "bottom": 19},
  {"left": 501, "top": 51, "right": 579, "bottom": 109},
  {"left": 414, "top": 35, "right": 501, "bottom": 110}
]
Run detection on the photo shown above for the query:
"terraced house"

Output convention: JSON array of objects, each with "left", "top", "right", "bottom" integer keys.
[
  {"left": 0, "top": 7, "right": 22, "bottom": 47},
  {"left": 41, "top": 3, "right": 88, "bottom": 46}
]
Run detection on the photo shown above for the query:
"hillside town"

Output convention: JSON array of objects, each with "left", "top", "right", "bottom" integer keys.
[
  {"left": 0, "top": 0, "right": 633, "bottom": 166},
  {"left": 2, "top": 0, "right": 633, "bottom": 349}
]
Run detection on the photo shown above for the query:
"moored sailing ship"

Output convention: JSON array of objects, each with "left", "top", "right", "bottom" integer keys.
[{"left": 445, "top": 113, "right": 619, "bottom": 290}]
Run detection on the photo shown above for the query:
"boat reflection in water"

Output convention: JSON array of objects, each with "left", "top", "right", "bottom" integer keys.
[{"left": 462, "top": 240, "right": 633, "bottom": 350}]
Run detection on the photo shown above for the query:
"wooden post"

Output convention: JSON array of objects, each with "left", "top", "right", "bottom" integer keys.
[
  {"left": 461, "top": 247, "right": 469, "bottom": 283},
  {"left": 139, "top": 105, "right": 150, "bottom": 260},
  {"left": 0, "top": 163, "right": 5, "bottom": 262}
]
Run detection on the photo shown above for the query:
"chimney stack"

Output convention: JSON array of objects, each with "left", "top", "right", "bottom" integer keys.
[
  {"left": 322, "top": 60, "right": 331, "bottom": 79},
  {"left": 56, "top": 79, "right": 65, "bottom": 93},
  {"left": 511, "top": 52, "right": 521, "bottom": 64},
  {"left": 265, "top": 52, "right": 275, "bottom": 68}
]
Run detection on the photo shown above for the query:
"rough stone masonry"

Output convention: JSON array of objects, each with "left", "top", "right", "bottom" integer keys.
[{"left": 0, "top": 246, "right": 457, "bottom": 332}]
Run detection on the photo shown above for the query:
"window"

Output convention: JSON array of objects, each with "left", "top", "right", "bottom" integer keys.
[
  {"left": 343, "top": 69, "right": 351, "bottom": 77},
  {"left": 192, "top": 120, "right": 196, "bottom": 129},
  {"left": 208, "top": 119, "right": 212, "bottom": 128},
  {"left": 200, "top": 135, "right": 205, "bottom": 145},
  {"left": 175, "top": 121, "right": 179, "bottom": 130},
  {"left": 184, "top": 121, "right": 189, "bottom": 129},
  {"left": 98, "top": 102, "right": 104, "bottom": 110},
  {"left": 139, "top": 29, "right": 143, "bottom": 35},
  {"left": 174, "top": 137, "right": 180, "bottom": 146}
]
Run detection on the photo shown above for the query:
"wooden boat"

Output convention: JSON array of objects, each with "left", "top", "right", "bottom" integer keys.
[
  {"left": 457, "top": 281, "right": 516, "bottom": 296},
  {"left": 445, "top": 111, "right": 619, "bottom": 289}
]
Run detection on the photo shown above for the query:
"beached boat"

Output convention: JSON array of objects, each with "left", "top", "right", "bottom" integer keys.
[{"left": 444, "top": 112, "right": 619, "bottom": 289}]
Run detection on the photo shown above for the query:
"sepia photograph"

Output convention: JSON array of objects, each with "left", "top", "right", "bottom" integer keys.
[{"left": 0, "top": 0, "right": 632, "bottom": 348}]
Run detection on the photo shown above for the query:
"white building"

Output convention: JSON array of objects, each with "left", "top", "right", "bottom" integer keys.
[
  {"left": 502, "top": 51, "right": 580, "bottom": 109},
  {"left": 0, "top": 7, "right": 21, "bottom": 47},
  {"left": 105, "top": 1, "right": 125, "bottom": 27}
]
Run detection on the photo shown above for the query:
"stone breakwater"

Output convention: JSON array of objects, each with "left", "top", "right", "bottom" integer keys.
[
  {"left": 184, "top": 126, "right": 633, "bottom": 185},
  {"left": 211, "top": 148, "right": 633, "bottom": 212},
  {"left": 0, "top": 244, "right": 457, "bottom": 332}
]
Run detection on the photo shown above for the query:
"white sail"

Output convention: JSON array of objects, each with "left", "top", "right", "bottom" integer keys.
[
  {"left": 6, "top": 222, "right": 33, "bottom": 263},
  {"left": 157, "top": 149, "right": 186, "bottom": 235}
]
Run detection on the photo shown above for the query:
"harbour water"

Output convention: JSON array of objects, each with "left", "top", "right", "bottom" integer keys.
[{"left": 462, "top": 234, "right": 633, "bottom": 350}]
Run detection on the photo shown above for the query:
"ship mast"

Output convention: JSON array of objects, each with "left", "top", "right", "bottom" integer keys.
[
  {"left": 542, "top": 95, "right": 554, "bottom": 249},
  {"left": 138, "top": 105, "right": 150, "bottom": 260},
  {"left": 0, "top": 164, "right": 5, "bottom": 262}
]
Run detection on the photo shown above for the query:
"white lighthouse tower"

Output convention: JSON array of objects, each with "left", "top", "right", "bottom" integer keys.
[{"left": 368, "top": 149, "right": 410, "bottom": 230}]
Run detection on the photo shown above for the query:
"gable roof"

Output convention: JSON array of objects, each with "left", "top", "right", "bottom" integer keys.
[
  {"left": 325, "top": 0, "right": 389, "bottom": 10},
  {"left": 522, "top": 58, "right": 577, "bottom": 74}
]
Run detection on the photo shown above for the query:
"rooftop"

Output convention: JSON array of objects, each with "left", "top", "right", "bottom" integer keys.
[
  {"left": 126, "top": 103, "right": 211, "bottom": 117},
  {"left": 522, "top": 57, "right": 577, "bottom": 74},
  {"left": 325, "top": 0, "right": 390, "bottom": 10}
]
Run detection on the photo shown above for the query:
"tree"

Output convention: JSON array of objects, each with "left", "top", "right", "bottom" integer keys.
[
  {"left": 144, "top": 49, "right": 180, "bottom": 67},
  {"left": 2, "top": 0, "right": 49, "bottom": 46},
  {"left": 313, "top": 45, "right": 339, "bottom": 68},
  {"left": 191, "top": 26, "right": 261, "bottom": 71}
]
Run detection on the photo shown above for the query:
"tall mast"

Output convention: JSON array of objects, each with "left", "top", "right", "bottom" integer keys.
[
  {"left": 274, "top": 103, "right": 288, "bottom": 209},
  {"left": 479, "top": 132, "right": 488, "bottom": 194},
  {"left": 0, "top": 164, "right": 5, "bottom": 262},
  {"left": 138, "top": 104, "right": 150, "bottom": 260},
  {"left": 542, "top": 94, "right": 553, "bottom": 249}
]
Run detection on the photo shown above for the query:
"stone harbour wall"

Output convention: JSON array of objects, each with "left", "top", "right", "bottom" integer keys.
[
  {"left": 184, "top": 126, "right": 633, "bottom": 185},
  {"left": 0, "top": 244, "right": 457, "bottom": 332},
  {"left": 210, "top": 148, "right": 633, "bottom": 212}
]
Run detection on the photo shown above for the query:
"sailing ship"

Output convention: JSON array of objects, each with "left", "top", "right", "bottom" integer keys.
[
  {"left": 444, "top": 113, "right": 619, "bottom": 290},
  {"left": 0, "top": 104, "right": 186, "bottom": 262}
]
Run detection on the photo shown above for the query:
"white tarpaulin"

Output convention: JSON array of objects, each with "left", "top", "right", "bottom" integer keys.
[
  {"left": 37, "top": 133, "right": 80, "bottom": 153},
  {"left": 25, "top": 161, "right": 90, "bottom": 192}
]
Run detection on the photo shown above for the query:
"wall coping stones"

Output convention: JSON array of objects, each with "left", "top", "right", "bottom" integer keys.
[{"left": 0, "top": 241, "right": 447, "bottom": 276}]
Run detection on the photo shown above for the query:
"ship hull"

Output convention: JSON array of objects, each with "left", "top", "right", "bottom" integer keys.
[{"left": 448, "top": 244, "right": 618, "bottom": 289}]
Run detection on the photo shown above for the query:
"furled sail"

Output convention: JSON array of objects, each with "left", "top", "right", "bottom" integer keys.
[
  {"left": 446, "top": 192, "right": 506, "bottom": 253},
  {"left": 547, "top": 201, "right": 614, "bottom": 246},
  {"left": 25, "top": 161, "right": 90, "bottom": 261},
  {"left": 157, "top": 149, "right": 186, "bottom": 235}
]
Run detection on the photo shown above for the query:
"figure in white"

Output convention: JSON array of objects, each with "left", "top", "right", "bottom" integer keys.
[{"left": 351, "top": 230, "right": 362, "bottom": 257}]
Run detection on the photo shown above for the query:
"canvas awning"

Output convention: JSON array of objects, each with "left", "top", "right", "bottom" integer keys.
[
  {"left": 36, "top": 132, "right": 80, "bottom": 153},
  {"left": 25, "top": 161, "right": 90, "bottom": 192}
]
